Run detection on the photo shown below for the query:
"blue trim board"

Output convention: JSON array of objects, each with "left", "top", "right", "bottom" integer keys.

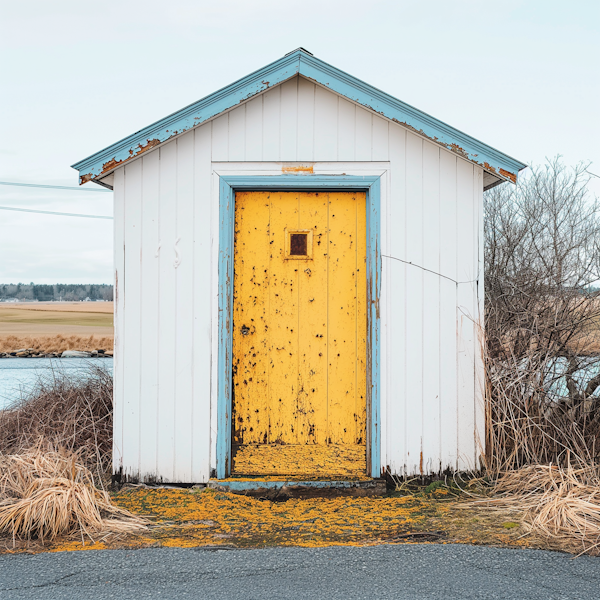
[
  {"left": 72, "top": 50, "right": 526, "bottom": 186},
  {"left": 208, "top": 480, "right": 384, "bottom": 492},
  {"left": 216, "top": 174, "right": 382, "bottom": 479}
]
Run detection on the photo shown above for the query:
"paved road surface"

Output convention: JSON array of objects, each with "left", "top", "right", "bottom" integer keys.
[{"left": 1, "top": 544, "right": 599, "bottom": 600}]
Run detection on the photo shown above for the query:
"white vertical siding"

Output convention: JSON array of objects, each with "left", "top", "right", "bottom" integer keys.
[
  {"left": 438, "top": 150, "right": 459, "bottom": 471},
  {"left": 112, "top": 168, "right": 125, "bottom": 476},
  {"left": 122, "top": 159, "right": 142, "bottom": 478},
  {"left": 387, "top": 124, "right": 407, "bottom": 476},
  {"left": 139, "top": 150, "right": 160, "bottom": 479},
  {"left": 191, "top": 123, "right": 213, "bottom": 481},
  {"left": 421, "top": 141, "right": 441, "bottom": 474},
  {"left": 113, "top": 75, "right": 484, "bottom": 481}
]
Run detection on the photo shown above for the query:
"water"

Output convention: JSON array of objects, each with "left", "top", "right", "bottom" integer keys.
[{"left": 0, "top": 357, "right": 113, "bottom": 410}]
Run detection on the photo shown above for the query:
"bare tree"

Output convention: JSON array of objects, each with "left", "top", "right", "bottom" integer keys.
[{"left": 484, "top": 157, "right": 600, "bottom": 471}]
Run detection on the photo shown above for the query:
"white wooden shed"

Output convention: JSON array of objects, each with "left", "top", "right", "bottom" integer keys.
[{"left": 72, "top": 49, "right": 526, "bottom": 485}]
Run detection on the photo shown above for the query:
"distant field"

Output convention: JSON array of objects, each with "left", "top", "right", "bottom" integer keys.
[{"left": 0, "top": 302, "right": 113, "bottom": 352}]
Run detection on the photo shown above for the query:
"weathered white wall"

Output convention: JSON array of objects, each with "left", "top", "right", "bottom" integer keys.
[{"left": 113, "top": 75, "right": 484, "bottom": 483}]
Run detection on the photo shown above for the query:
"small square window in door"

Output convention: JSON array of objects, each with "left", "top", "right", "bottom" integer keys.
[{"left": 285, "top": 229, "right": 313, "bottom": 260}]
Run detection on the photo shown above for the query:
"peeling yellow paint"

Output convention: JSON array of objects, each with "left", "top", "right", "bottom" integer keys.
[
  {"left": 232, "top": 191, "right": 367, "bottom": 476},
  {"left": 232, "top": 444, "right": 367, "bottom": 477}
]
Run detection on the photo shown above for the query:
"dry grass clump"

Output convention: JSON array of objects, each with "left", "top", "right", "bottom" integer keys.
[
  {"left": 0, "top": 334, "right": 113, "bottom": 354},
  {"left": 0, "top": 365, "right": 113, "bottom": 482},
  {"left": 0, "top": 450, "right": 147, "bottom": 544},
  {"left": 473, "top": 464, "right": 600, "bottom": 555}
]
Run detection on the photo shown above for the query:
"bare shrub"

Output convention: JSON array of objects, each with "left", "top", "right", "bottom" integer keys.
[
  {"left": 485, "top": 158, "right": 600, "bottom": 473},
  {"left": 0, "top": 365, "right": 113, "bottom": 484}
]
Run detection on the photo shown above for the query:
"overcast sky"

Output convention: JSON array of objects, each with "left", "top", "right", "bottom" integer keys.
[{"left": 1, "top": 0, "right": 598, "bottom": 284}]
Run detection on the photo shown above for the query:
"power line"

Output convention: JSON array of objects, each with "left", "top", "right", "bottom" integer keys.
[
  {"left": 0, "top": 206, "right": 112, "bottom": 219},
  {"left": 0, "top": 181, "right": 111, "bottom": 193}
]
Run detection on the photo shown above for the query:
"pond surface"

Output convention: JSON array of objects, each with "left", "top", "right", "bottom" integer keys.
[{"left": 0, "top": 357, "right": 113, "bottom": 410}]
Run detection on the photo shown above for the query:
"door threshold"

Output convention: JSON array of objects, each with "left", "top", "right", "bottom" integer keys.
[{"left": 207, "top": 478, "right": 387, "bottom": 499}]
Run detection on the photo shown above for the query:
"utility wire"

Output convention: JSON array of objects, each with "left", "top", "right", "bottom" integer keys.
[
  {"left": 0, "top": 206, "right": 112, "bottom": 219},
  {"left": 0, "top": 181, "right": 111, "bottom": 193}
]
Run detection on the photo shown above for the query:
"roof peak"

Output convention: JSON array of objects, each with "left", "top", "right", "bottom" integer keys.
[{"left": 285, "top": 47, "right": 314, "bottom": 57}]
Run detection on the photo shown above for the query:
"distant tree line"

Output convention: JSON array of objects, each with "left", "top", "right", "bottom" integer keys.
[{"left": 0, "top": 283, "right": 113, "bottom": 302}]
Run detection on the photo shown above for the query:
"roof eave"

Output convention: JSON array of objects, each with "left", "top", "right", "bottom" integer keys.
[{"left": 72, "top": 49, "right": 527, "bottom": 186}]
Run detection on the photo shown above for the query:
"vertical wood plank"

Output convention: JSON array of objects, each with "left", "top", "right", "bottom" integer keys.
[
  {"left": 156, "top": 140, "right": 178, "bottom": 482},
  {"left": 122, "top": 159, "right": 143, "bottom": 479},
  {"left": 354, "top": 193, "right": 368, "bottom": 446},
  {"left": 297, "top": 77, "right": 315, "bottom": 160},
  {"left": 228, "top": 105, "right": 246, "bottom": 162},
  {"left": 421, "top": 141, "right": 441, "bottom": 474},
  {"left": 173, "top": 132, "right": 195, "bottom": 482},
  {"left": 405, "top": 132, "right": 424, "bottom": 475},
  {"left": 269, "top": 192, "right": 299, "bottom": 443},
  {"left": 337, "top": 99, "right": 356, "bottom": 162},
  {"left": 232, "top": 191, "right": 271, "bottom": 445},
  {"left": 297, "top": 192, "right": 329, "bottom": 444},
  {"left": 387, "top": 123, "right": 407, "bottom": 475},
  {"left": 262, "top": 87, "right": 280, "bottom": 161},
  {"left": 139, "top": 150, "right": 160, "bottom": 479},
  {"left": 371, "top": 116, "right": 389, "bottom": 161},
  {"left": 314, "top": 86, "right": 338, "bottom": 161},
  {"left": 192, "top": 123, "right": 212, "bottom": 482},
  {"left": 112, "top": 167, "right": 126, "bottom": 476},
  {"left": 245, "top": 96, "right": 263, "bottom": 161},
  {"left": 355, "top": 107, "right": 372, "bottom": 161},
  {"left": 279, "top": 77, "right": 298, "bottom": 161},
  {"left": 439, "top": 149, "right": 458, "bottom": 472},
  {"left": 211, "top": 113, "right": 228, "bottom": 161},
  {"left": 327, "top": 192, "right": 364, "bottom": 444},
  {"left": 456, "top": 159, "right": 476, "bottom": 470}
]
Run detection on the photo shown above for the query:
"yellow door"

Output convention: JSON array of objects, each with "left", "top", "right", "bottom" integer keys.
[{"left": 232, "top": 191, "right": 367, "bottom": 478}]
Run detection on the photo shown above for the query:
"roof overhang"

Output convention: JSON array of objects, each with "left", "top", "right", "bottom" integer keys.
[{"left": 72, "top": 49, "right": 527, "bottom": 190}]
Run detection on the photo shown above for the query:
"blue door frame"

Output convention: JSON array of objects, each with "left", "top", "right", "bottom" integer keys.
[{"left": 217, "top": 174, "right": 381, "bottom": 479}]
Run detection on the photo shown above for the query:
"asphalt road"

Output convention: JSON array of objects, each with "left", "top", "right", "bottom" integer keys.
[{"left": 1, "top": 544, "right": 599, "bottom": 600}]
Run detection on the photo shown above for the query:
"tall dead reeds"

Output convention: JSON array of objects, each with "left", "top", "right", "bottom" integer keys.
[{"left": 0, "top": 450, "right": 147, "bottom": 544}]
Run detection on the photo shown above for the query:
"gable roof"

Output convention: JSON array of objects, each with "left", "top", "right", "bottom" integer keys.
[{"left": 72, "top": 48, "right": 526, "bottom": 189}]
